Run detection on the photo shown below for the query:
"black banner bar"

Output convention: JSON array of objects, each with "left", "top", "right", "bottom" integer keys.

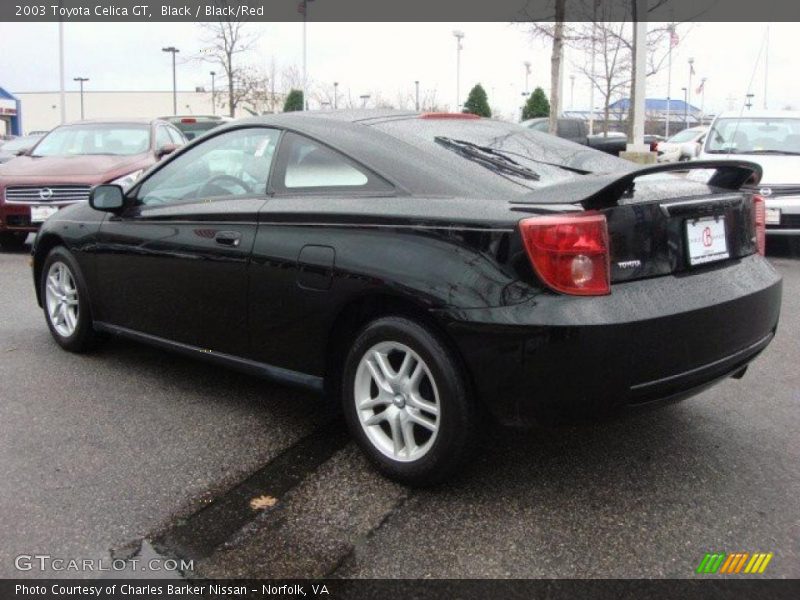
[
  {"left": 3, "top": 579, "right": 800, "bottom": 600},
  {"left": 2, "top": 0, "right": 800, "bottom": 23}
]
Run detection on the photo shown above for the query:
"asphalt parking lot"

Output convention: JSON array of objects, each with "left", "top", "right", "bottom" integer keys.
[{"left": 1, "top": 240, "right": 798, "bottom": 579}]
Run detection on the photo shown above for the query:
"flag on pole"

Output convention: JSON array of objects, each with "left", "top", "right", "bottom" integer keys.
[
  {"left": 669, "top": 27, "right": 679, "bottom": 48},
  {"left": 690, "top": 62, "right": 696, "bottom": 76},
  {"left": 696, "top": 80, "right": 705, "bottom": 95}
]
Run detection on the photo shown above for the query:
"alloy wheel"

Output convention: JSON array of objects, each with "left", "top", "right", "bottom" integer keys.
[
  {"left": 45, "top": 261, "right": 79, "bottom": 338},
  {"left": 353, "top": 341, "right": 441, "bottom": 462}
]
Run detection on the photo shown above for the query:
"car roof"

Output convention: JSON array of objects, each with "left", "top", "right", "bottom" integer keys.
[
  {"left": 56, "top": 118, "right": 162, "bottom": 127},
  {"left": 713, "top": 110, "right": 800, "bottom": 120},
  {"left": 207, "top": 110, "right": 629, "bottom": 198}
]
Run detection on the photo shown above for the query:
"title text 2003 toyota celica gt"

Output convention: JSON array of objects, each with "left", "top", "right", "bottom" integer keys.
[{"left": 31, "top": 111, "right": 782, "bottom": 485}]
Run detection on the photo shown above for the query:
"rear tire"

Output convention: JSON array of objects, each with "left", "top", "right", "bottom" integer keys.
[
  {"left": 0, "top": 231, "right": 28, "bottom": 250},
  {"left": 41, "top": 246, "right": 99, "bottom": 352},
  {"left": 341, "top": 316, "right": 476, "bottom": 486}
]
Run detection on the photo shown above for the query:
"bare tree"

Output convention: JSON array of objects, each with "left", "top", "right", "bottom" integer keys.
[
  {"left": 524, "top": 0, "right": 686, "bottom": 137},
  {"left": 197, "top": 2, "right": 260, "bottom": 117}
]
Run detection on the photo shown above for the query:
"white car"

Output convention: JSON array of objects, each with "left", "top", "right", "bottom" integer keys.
[
  {"left": 656, "top": 127, "right": 707, "bottom": 163},
  {"left": 697, "top": 110, "right": 800, "bottom": 243}
]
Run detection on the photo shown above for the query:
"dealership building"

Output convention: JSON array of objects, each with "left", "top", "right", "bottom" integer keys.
[{"left": 4, "top": 89, "right": 218, "bottom": 134}]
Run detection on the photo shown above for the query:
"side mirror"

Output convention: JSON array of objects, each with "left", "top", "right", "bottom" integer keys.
[
  {"left": 89, "top": 184, "right": 125, "bottom": 212},
  {"left": 156, "top": 143, "right": 179, "bottom": 159},
  {"left": 16, "top": 148, "right": 31, "bottom": 156}
]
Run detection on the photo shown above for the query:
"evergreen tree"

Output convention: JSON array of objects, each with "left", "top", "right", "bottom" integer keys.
[
  {"left": 462, "top": 84, "right": 491, "bottom": 118},
  {"left": 283, "top": 89, "right": 304, "bottom": 112},
  {"left": 522, "top": 87, "right": 550, "bottom": 120}
]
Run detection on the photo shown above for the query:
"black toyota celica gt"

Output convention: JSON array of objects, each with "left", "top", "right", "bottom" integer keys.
[{"left": 31, "top": 110, "right": 781, "bottom": 485}]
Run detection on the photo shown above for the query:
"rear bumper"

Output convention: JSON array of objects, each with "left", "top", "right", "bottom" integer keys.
[{"left": 436, "top": 254, "right": 782, "bottom": 425}]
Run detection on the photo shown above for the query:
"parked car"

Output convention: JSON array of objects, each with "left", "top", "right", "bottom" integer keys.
[
  {"left": 159, "top": 115, "right": 232, "bottom": 141},
  {"left": 697, "top": 110, "right": 800, "bottom": 244},
  {"left": 0, "top": 119, "right": 185, "bottom": 249},
  {"left": 31, "top": 110, "right": 781, "bottom": 485},
  {"left": 521, "top": 117, "right": 661, "bottom": 155},
  {"left": 0, "top": 133, "right": 45, "bottom": 164},
  {"left": 656, "top": 127, "right": 707, "bottom": 163}
]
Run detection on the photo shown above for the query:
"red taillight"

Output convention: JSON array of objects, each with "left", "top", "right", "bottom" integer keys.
[
  {"left": 519, "top": 212, "right": 611, "bottom": 296},
  {"left": 419, "top": 112, "right": 481, "bottom": 120},
  {"left": 180, "top": 118, "right": 197, "bottom": 124},
  {"left": 753, "top": 194, "right": 766, "bottom": 256}
]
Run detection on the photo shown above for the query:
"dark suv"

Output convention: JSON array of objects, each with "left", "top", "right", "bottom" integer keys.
[{"left": 0, "top": 119, "right": 185, "bottom": 249}]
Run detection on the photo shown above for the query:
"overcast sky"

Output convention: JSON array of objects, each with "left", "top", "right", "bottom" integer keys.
[{"left": 0, "top": 21, "right": 795, "bottom": 120}]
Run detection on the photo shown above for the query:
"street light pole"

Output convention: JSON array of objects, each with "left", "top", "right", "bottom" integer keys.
[
  {"left": 210, "top": 71, "right": 216, "bottom": 116},
  {"left": 453, "top": 30, "right": 464, "bottom": 111},
  {"left": 333, "top": 82, "right": 339, "bottom": 110},
  {"left": 569, "top": 74, "right": 576, "bottom": 110},
  {"left": 415, "top": 80, "right": 420, "bottom": 111},
  {"left": 682, "top": 87, "right": 688, "bottom": 127},
  {"left": 523, "top": 61, "right": 531, "bottom": 94},
  {"left": 73, "top": 77, "right": 88, "bottom": 120},
  {"left": 162, "top": 46, "right": 179, "bottom": 115}
]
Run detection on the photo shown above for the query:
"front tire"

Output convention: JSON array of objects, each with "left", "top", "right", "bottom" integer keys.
[
  {"left": 41, "top": 246, "right": 98, "bottom": 352},
  {"left": 342, "top": 316, "right": 476, "bottom": 486}
]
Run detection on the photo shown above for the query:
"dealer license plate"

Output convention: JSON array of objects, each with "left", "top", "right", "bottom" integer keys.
[
  {"left": 30, "top": 205, "right": 58, "bottom": 223},
  {"left": 686, "top": 217, "right": 729, "bottom": 266},
  {"left": 765, "top": 207, "right": 781, "bottom": 225}
]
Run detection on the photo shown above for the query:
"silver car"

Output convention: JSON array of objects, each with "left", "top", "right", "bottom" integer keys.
[{"left": 698, "top": 110, "right": 800, "bottom": 242}]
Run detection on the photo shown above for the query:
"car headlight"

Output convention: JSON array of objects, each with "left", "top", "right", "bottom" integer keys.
[{"left": 110, "top": 169, "right": 144, "bottom": 190}]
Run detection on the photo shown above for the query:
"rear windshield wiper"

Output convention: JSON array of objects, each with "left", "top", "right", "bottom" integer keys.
[
  {"left": 435, "top": 136, "right": 591, "bottom": 176},
  {"left": 434, "top": 136, "right": 540, "bottom": 181}
]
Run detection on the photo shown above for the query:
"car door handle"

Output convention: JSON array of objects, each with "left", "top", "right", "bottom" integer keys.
[{"left": 214, "top": 231, "right": 241, "bottom": 247}]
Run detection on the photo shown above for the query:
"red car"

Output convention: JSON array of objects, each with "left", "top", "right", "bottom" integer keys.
[{"left": 0, "top": 119, "right": 185, "bottom": 249}]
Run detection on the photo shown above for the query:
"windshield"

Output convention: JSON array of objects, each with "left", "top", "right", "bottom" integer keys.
[
  {"left": 706, "top": 117, "right": 800, "bottom": 154},
  {"left": 667, "top": 129, "right": 701, "bottom": 143},
  {"left": 1, "top": 135, "right": 42, "bottom": 153},
  {"left": 373, "top": 118, "right": 630, "bottom": 193},
  {"left": 32, "top": 124, "right": 151, "bottom": 157}
]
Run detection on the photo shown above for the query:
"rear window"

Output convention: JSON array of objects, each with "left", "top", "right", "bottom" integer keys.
[{"left": 372, "top": 118, "right": 630, "bottom": 191}]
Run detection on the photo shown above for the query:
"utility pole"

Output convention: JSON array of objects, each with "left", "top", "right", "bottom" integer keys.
[
  {"left": 764, "top": 24, "right": 770, "bottom": 109},
  {"left": 415, "top": 80, "right": 420, "bottom": 111},
  {"left": 58, "top": 22, "right": 66, "bottom": 124},
  {"left": 453, "top": 30, "right": 464, "bottom": 111},
  {"left": 666, "top": 23, "right": 675, "bottom": 137},
  {"left": 687, "top": 57, "right": 694, "bottom": 126},
  {"left": 210, "top": 71, "right": 216, "bottom": 115},
  {"left": 161, "top": 46, "right": 179, "bottom": 115},
  {"left": 73, "top": 77, "right": 88, "bottom": 120},
  {"left": 300, "top": 0, "right": 315, "bottom": 110},
  {"left": 625, "top": 0, "right": 648, "bottom": 156}
]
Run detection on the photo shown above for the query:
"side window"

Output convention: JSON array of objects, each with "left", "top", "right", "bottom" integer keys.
[
  {"left": 154, "top": 125, "right": 172, "bottom": 150},
  {"left": 167, "top": 126, "right": 185, "bottom": 145},
  {"left": 137, "top": 128, "right": 280, "bottom": 206},
  {"left": 276, "top": 132, "right": 391, "bottom": 192}
]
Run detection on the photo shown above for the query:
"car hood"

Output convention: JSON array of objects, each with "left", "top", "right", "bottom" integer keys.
[
  {"left": 0, "top": 153, "right": 151, "bottom": 182},
  {"left": 697, "top": 153, "right": 799, "bottom": 185}
]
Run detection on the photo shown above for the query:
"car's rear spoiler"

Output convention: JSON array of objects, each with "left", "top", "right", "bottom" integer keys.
[{"left": 510, "top": 160, "right": 763, "bottom": 210}]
